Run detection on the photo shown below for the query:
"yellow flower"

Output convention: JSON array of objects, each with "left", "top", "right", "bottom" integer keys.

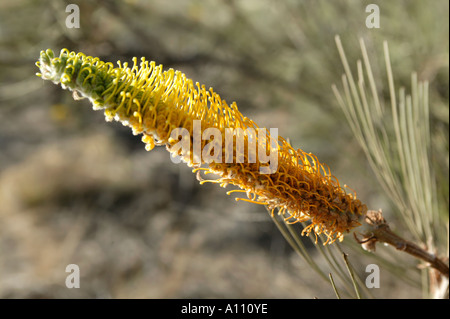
[{"left": 36, "top": 48, "right": 367, "bottom": 244}]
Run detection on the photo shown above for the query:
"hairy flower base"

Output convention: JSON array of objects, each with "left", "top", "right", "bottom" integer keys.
[{"left": 36, "top": 48, "right": 367, "bottom": 244}]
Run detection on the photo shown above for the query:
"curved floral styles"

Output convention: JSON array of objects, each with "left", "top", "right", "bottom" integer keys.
[{"left": 36, "top": 48, "right": 367, "bottom": 244}]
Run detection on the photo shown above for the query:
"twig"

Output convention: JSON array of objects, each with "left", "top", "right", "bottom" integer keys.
[{"left": 354, "top": 210, "right": 449, "bottom": 279}]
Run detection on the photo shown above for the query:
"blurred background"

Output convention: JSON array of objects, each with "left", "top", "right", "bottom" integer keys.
[{"left": 0, "top": 0, "right": 448, "bottom": 298}]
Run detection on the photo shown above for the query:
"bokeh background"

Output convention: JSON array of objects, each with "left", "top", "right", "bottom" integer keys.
[{"left": 0, "top": 0, "right": 448, "bottom": 298}]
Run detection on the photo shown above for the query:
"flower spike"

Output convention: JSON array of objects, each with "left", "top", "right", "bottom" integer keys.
[{"left": 36, "top": 48, "right": 367, "bottom": 244}]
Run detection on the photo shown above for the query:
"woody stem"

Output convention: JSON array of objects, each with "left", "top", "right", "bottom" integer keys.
[{"left": 369, "top": 223, "right": 449, "bottom": 278}]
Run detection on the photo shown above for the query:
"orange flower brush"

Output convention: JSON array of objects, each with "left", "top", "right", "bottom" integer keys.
[{"left": 36, "top": 48, "right": 366, "bottom": 244}]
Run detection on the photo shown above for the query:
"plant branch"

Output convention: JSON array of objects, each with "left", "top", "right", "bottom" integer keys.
[{"left": 354, "top": 210, "right": 449, "bottom": 279}]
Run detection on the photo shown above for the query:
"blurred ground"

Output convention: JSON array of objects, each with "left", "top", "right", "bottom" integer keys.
[{"left": 0, "top": 0, "right": 448, "bottom": 298}]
